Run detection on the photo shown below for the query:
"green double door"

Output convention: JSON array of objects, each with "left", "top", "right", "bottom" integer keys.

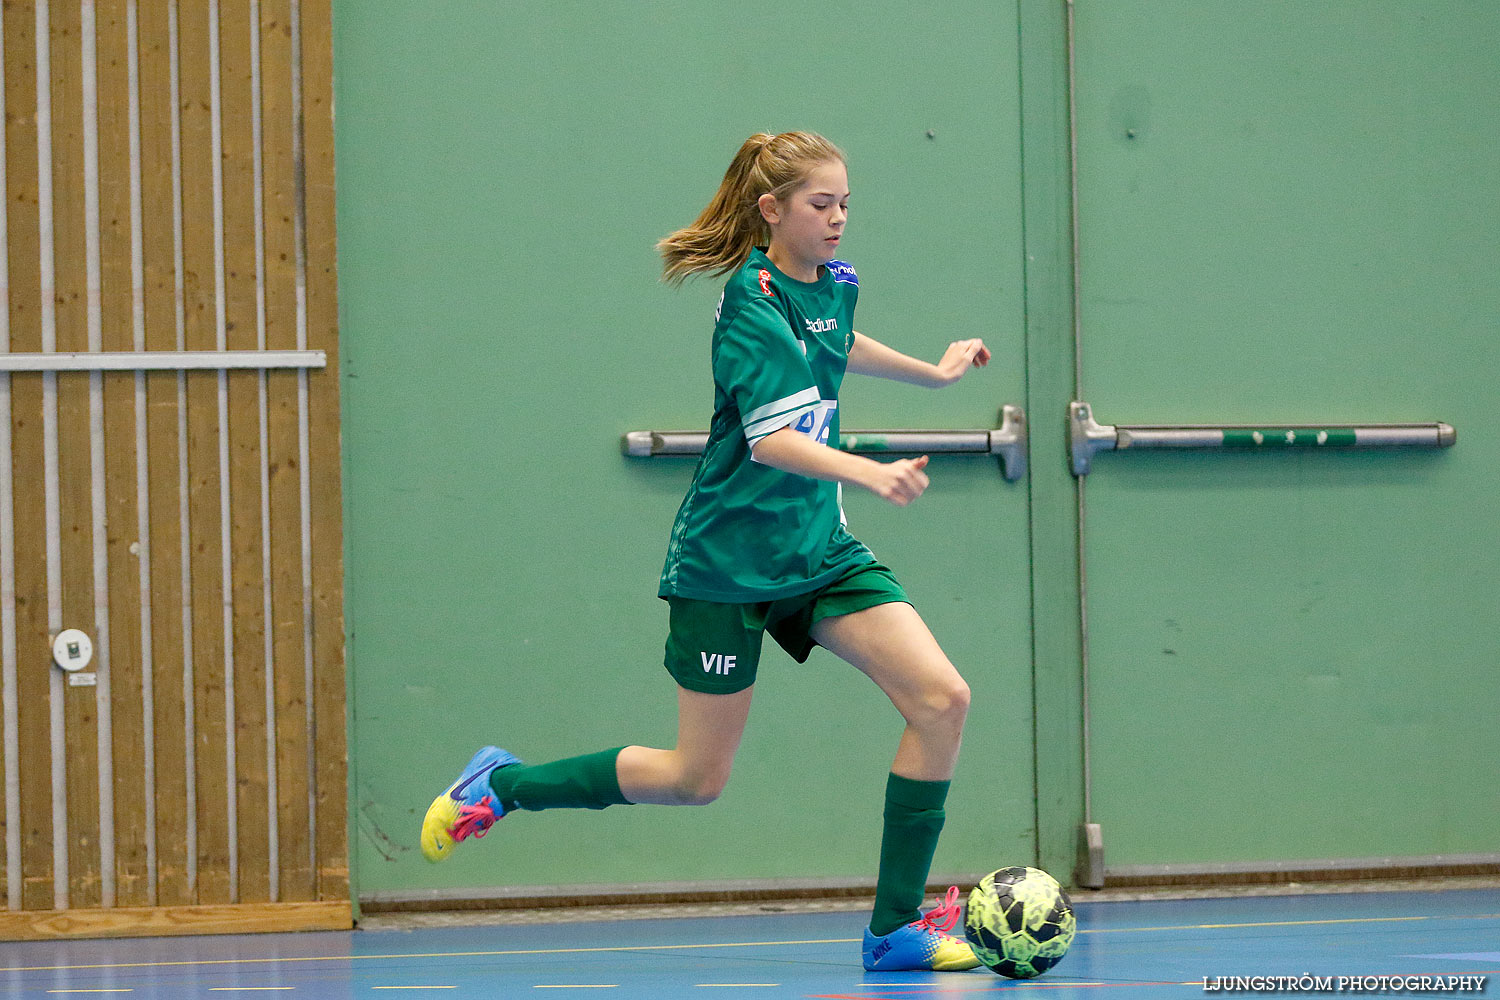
[
  {"left": 1071, "top": 3, "right": 1500, "bottom": 877},
  {"left": 336, "top": 2, "right": 1497, "bottom": 903}
]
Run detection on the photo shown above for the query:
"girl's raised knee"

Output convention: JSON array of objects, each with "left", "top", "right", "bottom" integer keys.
[
  {"left": 949, "top": 679, "right": 972, "bottom": 722},
  {"left": 913, "top": 674, "right": 970, "bottom": 731}
]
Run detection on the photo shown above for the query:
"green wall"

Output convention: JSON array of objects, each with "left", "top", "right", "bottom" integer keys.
[
  {"left": 334, "top": 2, "right": 1498, "bottom": 901},
  {"left": 1071, "top": 2, "right": 1500, "bottom": 871},
  {"left": 334, "top": 1, "right": 1039, "bottom": 903}
]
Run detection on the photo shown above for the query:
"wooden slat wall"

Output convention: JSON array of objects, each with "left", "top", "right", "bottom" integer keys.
[
  {"left": 175, "top": 0, "right": 231, "bottom": 909},
  {"left": 218, "top": 0, "right": 269, "bottom": 906},
  {"left": 0, "top": 0, "right": 348, "bottom": 938},
  {"left": 3, "top": 0, "right": 51, "bottom": 916},
  {"left": 49, "top": 0, "right": 103, "bottom": 912},
  {"left": 136, "top": 0, "right": 189, "bottom": 910},
  {"left": 95, "top": 0, "right": 148, "bottom": 909},
  {"left": 259, "top": 0, "right": 312, "bottom": 904},
  {"left": 302, "top": 0, "right": 347, "bottom": 904}
]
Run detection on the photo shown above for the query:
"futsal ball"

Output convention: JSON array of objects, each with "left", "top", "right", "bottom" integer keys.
[{"left": 963, "top": 866, "right": 1077, "bottom": 978}]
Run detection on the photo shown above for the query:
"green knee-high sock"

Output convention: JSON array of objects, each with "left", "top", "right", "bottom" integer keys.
[
  {"left": 869, "top": 772, "right": 950, "bottom": 936},
  {"left": 489, "top": 748, "right": 632, "bottom": 812}
]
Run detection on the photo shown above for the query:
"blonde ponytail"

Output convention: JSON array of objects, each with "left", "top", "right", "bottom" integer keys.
[{"left": 657, "top": 132, "right": 846, "bottom": 285}]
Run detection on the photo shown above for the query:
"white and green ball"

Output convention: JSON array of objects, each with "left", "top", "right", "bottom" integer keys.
[{"left": 963, "top": 867, "right": 1077, "bottom": 979}]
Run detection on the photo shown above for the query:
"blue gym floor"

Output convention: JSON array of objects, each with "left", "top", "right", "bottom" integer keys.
[{"left": 2, "top": 888, "right": 1496, "bottom": 998}]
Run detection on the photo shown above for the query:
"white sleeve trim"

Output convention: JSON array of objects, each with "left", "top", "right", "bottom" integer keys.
[{"left": 742, "top": 386, "right": 821, "bottom": 445}]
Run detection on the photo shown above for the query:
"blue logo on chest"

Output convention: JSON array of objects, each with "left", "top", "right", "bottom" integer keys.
[{"left": 826, "top": 260, "right": 858, "bottom": 286}]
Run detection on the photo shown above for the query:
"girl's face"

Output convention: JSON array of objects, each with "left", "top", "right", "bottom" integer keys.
[{"left": 760, "top": 159, "right": 849, "bottom": 280}]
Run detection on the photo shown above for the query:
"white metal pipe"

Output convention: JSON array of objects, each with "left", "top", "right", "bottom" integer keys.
[
  {"left": 206, "top": 0, "right": 240, "bottom": 902},
  {"left": 168, "top": 0, "right": 198, "bottom": 897},
  {"left": 81, "top": 0, "right": 120, "bottom": 910},
  {"left": 248, "top": 0, "right": 280, "bottom": 901},
  {"left": 125, "top": 0, "right": 159, "bottom": 907},
  {"left": 0, "top": 350, "right": 326, "bottom": 371},
  {"left": 624, "top": 429, "right": 1002, "bottom": 457},
  {"left": 291, "top": 0, "right": 317, "bottom": 882},
  {"left": 36, "top": 0, "right": 72, "bottom": 912}
]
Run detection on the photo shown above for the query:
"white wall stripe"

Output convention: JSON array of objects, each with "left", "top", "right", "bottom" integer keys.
[
  {"left": 259, "top": 381, "right": 276, "bottom": 900},
  {"left": 289, "top": 0, "right": 304, "bottom": 359},
  {"left": 0, "top": 0, "right": 23, "bottom": 913},
  {"left": 296, "top": 373, "right": 313, "bottom": 869},
  {"left": 35, "top": 0, "right": 71, "bottom": 912},
  {"left": 247, "top": 0, "right": 281, "bottom": 902},
  {"left": 125, "top": 0, "right": 160, "bottom": 907},
  {"left": 0, "top": 350, "right": 326, "bottom": 371},
  {"left": 88, "top": 382, "right": 113, "bottom": 906},
  {"left": 167, "top": 0, "right": 199, "bottom": 898},
  {"left": 44, "top": 365, "right": 64, "bottom": 911},
  {"left": 177, "top": 366, "right": 195, "bottom": 895},
  {"left": 80, "top": 0, "right": 120, "bottom": 910},
  {"left": 207, "top": 0, "right": 239, "bottom": 903},
  {"left": 125, "top": 0, "right": 147, "bottom": 368},
  {"left": 290, "top": 0, "right": 317, "bottom": 879}
]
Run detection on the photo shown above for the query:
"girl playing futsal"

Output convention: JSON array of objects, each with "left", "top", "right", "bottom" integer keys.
[{"left": 422, "top": 132, "right": 991, "bottom": 972}]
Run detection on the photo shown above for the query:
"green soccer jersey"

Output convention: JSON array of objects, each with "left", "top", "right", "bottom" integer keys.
[{"left": 659, "top": 249, "right": 875, "bottom": 602}]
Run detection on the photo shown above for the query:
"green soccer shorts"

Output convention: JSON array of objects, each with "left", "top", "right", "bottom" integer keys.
[{"left": 663, "top": 562, "right": 910, "bottom": 695}]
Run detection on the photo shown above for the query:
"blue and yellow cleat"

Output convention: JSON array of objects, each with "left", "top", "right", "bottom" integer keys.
[
  {"left": 420, "top": 746, "right": 522, "bottom": 862},
  {"left": 862, "top": 887, "right": 982, "bottom": 972}
]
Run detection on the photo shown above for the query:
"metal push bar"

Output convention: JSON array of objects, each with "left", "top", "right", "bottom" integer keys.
[
  {"left": 1070, "top": 402, "right": 1456, "bottom": 476},
  {"left": 625, "top": 404, "right": 1029, "bottom": 482},
  {"left": 0, "top": 350, "right": 327, "bottom": 371}
]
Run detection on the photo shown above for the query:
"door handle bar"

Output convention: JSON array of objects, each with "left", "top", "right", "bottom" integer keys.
[
  {"left": 625, "top": 404, "right": 1029, "bottom": 482},
  {"left": 1070, "top": 402, "right": 1456, "bottom": 476}
]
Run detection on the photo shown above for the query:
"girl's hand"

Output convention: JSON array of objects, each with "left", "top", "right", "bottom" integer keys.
[
  {"left": 752, "top": 428, "right": 932, "bottom": 507},
  {"left": 863, "top": 455, "right": 930, "bottom": 507},
  {"left": 933, "top": 338, "right": 991, "bottom": 386}
]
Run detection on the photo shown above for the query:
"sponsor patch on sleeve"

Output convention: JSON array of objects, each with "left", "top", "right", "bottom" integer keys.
[{"left": 826, "top": 260, "right": 858, "bottom": 286}]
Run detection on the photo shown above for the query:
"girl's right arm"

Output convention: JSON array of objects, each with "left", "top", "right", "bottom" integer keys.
[
  {"left": 847, "top": 333, "right": 990, "bottom": 387},
  {"left": 751, "top": 427, "right": 931, "bottom": 507}
]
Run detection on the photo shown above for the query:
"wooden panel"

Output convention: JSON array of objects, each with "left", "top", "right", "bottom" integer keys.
[
  {"left": 4, "top": 370, "right": 50, "bottom": 912},
  {"left": 259, "top": 0, "right": 313, "bottom": 903},
  {"left": 217, "top": 0, "right": 269, "bottom": 904},
  {"left": 300, "top": 0, "right": 348, "bottom": 901},
  {"left": 94, "top": 0, "right": 149, "bottom": 910},
  {"left": 0, "top": 899, "right": 350, "bottom": 940},
  {"left": 3, "top": 0, "right": 345, "bottom": 927},
  {"left": 49, "top": 0, "right": 103, "bottom": 910},
  {"left": 176, "top": 1, "right": 231, "bottom": 906},
  {"left": 4, "top": 0, "right": 53, "bottom": 914},
  {"left": 135, "top": 0, "right": 189, "bottom": 908}
]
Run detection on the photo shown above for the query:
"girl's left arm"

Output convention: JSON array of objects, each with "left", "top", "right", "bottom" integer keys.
[{"left": 846, "top": 331, "right": 990, "bottom": 388}]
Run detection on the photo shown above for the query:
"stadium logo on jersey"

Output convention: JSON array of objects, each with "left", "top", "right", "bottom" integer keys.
[
  {"left": 758, "top": 269, "right": 775, "bottom": 296},
  {"left": 827, "top": 260, "right": 858, "bottom": 286},
  {"left": 805, "top": 317, "right": 838, "bottom": 334}
]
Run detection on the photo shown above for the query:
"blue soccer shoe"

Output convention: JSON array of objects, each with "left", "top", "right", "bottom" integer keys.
[
  {"left": 862, "top": 887, "right": 982, "bottom": 972},
  {"left": 420, "top": 745, "right": 522, "bottom": 862}
]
